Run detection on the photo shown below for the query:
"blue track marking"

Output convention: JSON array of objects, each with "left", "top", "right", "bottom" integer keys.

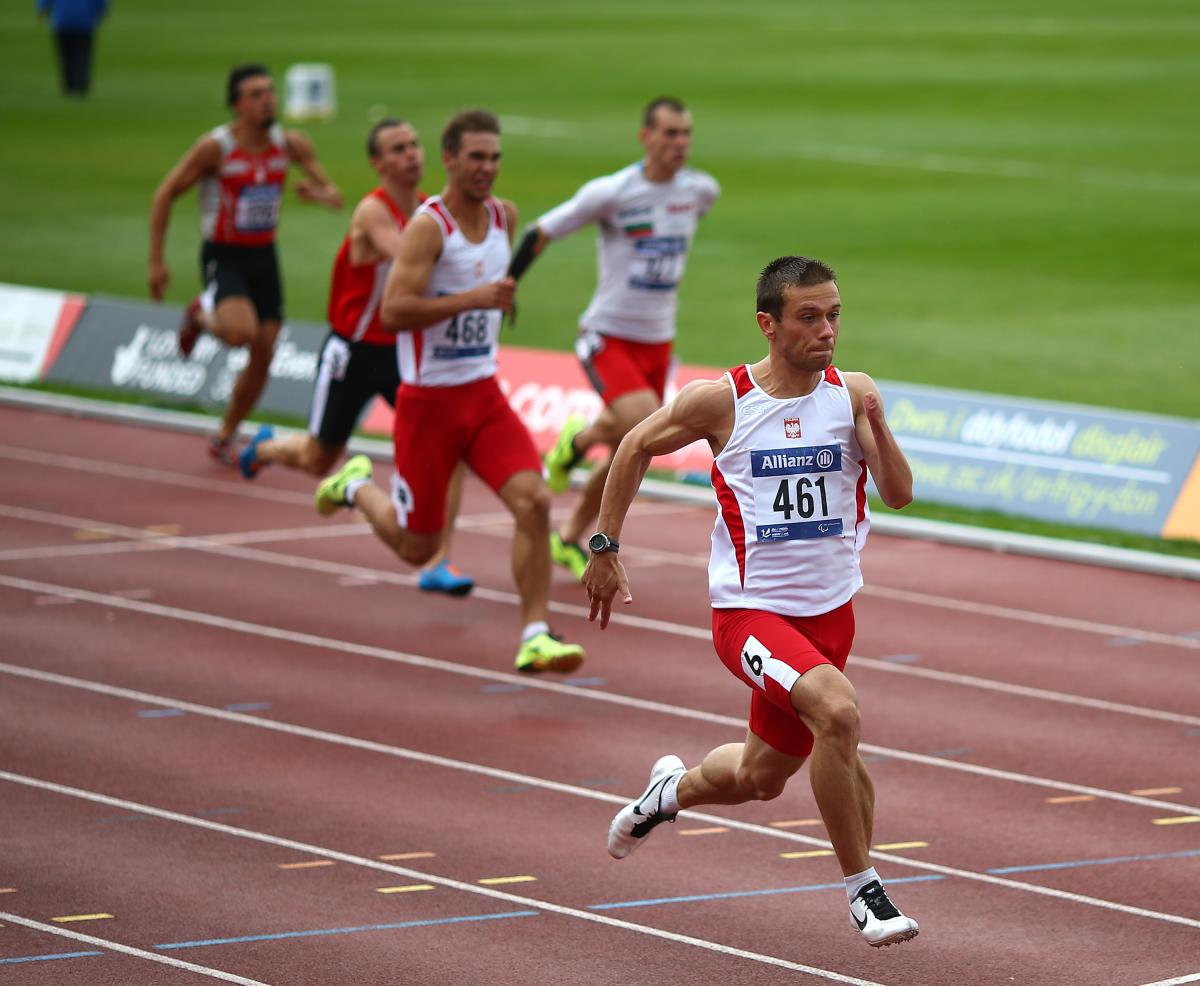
[
  {"left": 589, "top": 874, "right": 944, "bottom": 910},
  {"left": 136, "top": 708, "right": 186, "bottom": 718},
  {"left": 988, "top": 848, "right": 1200, "bottom": 875},
  {"left": 0, "top": 950, "right": 103, "bottom": 964},
  {"left": 481, "top": 683, "right": 525, "bottom": 693},
  {"left": 155, "top": 910, "right": 538, "bottom": 949},
  {"left": 562, "top": 677, "right": 607, "bottom": 687},
  {"left": 878, "top": 653, "right": 921, "bottom": 663},
  {"left": 224, "top": 702, "right": 271, "bottom": 713}
]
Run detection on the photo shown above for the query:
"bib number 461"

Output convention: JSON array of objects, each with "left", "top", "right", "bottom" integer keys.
[{"left": 772, "top": 475, "right": 829, "bottom": 521}]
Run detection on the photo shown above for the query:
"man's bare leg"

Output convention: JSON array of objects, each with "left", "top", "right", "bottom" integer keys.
[
  {"left": 213, "top": 309, "right": 280, "bottom": 444},
  {"left": 497, "top": 469, "right": 552, "bottom": 626},
  {"left": 351, "top": 482, "right": 441, "bottom": 568}
]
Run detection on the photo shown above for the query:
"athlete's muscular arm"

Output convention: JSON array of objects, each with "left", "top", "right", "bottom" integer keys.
[
  {"left": 147, "top": 137, "right": 222, "bottom": 301},
  {"left": 846, "top": 372, "right": 913, "bottom": 509},
  {"left": 349, "top": 197, "right": 402, "bottom": 265},
  {"left": 380, "top": 214, "right": 514, "bottom": 332},
  {"left": 286, "top": 131, "right": 342, "bottom": 209},
  {"left": 584, "top": 378, "right": 733, "bottom": 628}
]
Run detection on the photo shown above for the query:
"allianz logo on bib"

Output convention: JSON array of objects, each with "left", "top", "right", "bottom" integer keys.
[{"left": 751, "top": 444, "right": 841, "bottom": 477}]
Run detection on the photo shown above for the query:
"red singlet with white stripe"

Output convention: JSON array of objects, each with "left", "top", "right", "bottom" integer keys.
[
  {"left": 395, "top": 195, "right": 510, "bottom": 387},
  {"left": 326, "top": 188, "right": 423, "bottom": 346},
  {"left": 709, "top": 363, "right": 871, "bottom": 617},
  {"left": 198, "top": 123, "right": 289, "bottom": 247}
]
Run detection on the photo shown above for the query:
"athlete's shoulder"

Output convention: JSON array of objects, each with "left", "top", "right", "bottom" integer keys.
[
  {"left": 671, "top": 375, "right": 735, "bottom": 424},
  {"left": 679, "top": 166, "right": 720, "bottom": 206}
]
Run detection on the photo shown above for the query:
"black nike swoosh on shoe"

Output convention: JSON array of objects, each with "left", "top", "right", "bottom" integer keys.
[{"left": 852, "top": 910, "right": 868, "bottom": 931}]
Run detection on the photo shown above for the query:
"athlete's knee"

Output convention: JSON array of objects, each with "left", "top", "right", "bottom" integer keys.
[
  {"left": 810, "top": 694, "right": 861, "bottom": 747},
  {"left": 388, "top": 532, "right": 438, "bottom": 567},
  {"left": 302, "top": 443, "right": 340, "bottom": 476},
  {"left": 734, "top": 763, "right": 789, "bottom": 802},
  {"left": 506, "top": 477, "right": 551, "bottom": 529}
]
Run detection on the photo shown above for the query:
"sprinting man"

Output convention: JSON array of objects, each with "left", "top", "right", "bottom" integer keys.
[
  {"left": 148, "top": 63, "right": 342, "bottom": 465},
  {"left": 584, "top": 257, "right": 920, "bottom": 948},
  {"left": 238, "top": 117, "right": 472, "bottom": 596},
  {"left": 507, "top": 97, "right": 719, "bottom": 579},
  {"left": 314, "top": 109, "right": 586, "bottom": 673}
]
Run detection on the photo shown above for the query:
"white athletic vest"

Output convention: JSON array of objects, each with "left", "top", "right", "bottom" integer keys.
[
  {"left": 709, "top": 364, "right": 870, "bottom": 617},
  {"left": 537, "top": 162, "right": 719, "bottom": 343},
  {"left": 396, "top": 195, "right": 510, "bottom": 387}
]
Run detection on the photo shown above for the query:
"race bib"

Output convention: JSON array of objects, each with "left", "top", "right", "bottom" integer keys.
[
  {"left": 431, "top": 309, "right": 496, "bottom": 361},
  {"left": 750, "top": 444, "right": 843, "bottom": 542},
  {"left": 234, "top": 184, "right": 281, "bottom": 232},
  {"left": 629, "top": 235, "right": 686, "bottom": 292}
]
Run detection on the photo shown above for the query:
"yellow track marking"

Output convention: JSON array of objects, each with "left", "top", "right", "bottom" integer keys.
[
  {"left": 872, "top": 841, "right": 929, "bottom": 851},
  {"left": 1046, "top": 795, "right": 1096, "bottom": 804},
  {"left": 768, "top": 818, "right": 823, "bottom": 828},
  {"left": 477, "top": 875, "right": 537, "bottom": 885},
  {"left": 679, "top": 826, "right": 730, "bottom": 836},
  {"left": 278, "top": 860, "right": 336, "bottom": 869},
  {"left": 779, "top": 849, "right": 835, "bottom": 859},
  {"left": 1153, "top": 815, "right": 1200, "bottom": 826},
  {"left": 1132, "top": 787, "right": 1182, "bottom": 796},
  {"left": 376, "top": 884, "right": 435, "bottom": 894},
  {"left": 52, "top": 913, "right": 113, "bottom": 923},
  {"left": 378, "top": 851, "right": 436, "bottom": 861}
]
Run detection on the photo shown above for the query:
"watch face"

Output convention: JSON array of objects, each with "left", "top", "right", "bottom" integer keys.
[{"left": 588, "top": 533, "right": 608, "bottom": 553}]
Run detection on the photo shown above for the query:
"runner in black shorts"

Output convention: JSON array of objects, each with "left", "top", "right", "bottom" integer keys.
[
  {"left": 200, "top": 241, "right": 284, "bottom": 325},
  {"left": 149, "top": 63, "right": 341, "bottom": 465}
]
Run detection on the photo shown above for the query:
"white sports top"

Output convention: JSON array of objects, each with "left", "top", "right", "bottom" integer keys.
[
  {"left": 396, "top": 195, "right": 510, "bottom": 387},
  {"left": 709, "top": 364, "right": 871, "bottom": 617},
  {"left": 537, "top": 162, "right": 719, "bottom": 343}
]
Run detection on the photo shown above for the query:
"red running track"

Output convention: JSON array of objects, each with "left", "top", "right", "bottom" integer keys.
[{"left": 0, "top": 403, "right": 1197, "bottom": 986}]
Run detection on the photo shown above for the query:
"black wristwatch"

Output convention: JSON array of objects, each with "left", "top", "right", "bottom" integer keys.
[{"left": 588, "top": 532, "right": 620, "bottom": 554}]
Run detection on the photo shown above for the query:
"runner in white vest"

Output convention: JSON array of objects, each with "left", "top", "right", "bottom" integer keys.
[
  {"left": 313, "top": 110, "right": 585, "bottom": 674},
  {"left": 583, "top": 256, "right": 920, "bottom": 949},
  {"left": 507, "top": 97, "right": 719, "bottom": 581}
]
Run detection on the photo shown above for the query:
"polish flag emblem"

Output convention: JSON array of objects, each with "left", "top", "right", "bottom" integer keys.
[{"left": 784, "top": 418, "right": 802, "bottom": 439}]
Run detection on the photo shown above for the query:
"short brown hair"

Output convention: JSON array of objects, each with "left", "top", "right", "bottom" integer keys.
[
  {"left": 643, "top": 96, "right": 686, "bottom": 128},
  {"left": 756, "top": 257, "right": 838, "bottom": 318},
  {"left": 442, "top": 109, "right": 500, "bottom": 155},
  {"left": 366, "top": 117, "right": 409, "bottom": 157}
]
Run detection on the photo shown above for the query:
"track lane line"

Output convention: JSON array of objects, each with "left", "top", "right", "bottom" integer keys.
[
  {"left": 4, "top": 446, "right": 1198, "bottom": 650},
  {"left": 0, "top": 911, "right": 272, "bottom": 984},
  {"left": 2, "top": 505, "right": 1197, "bottom": 729},
  {"left": 2, "top": 664, "right": 1199, "bottom": 932},
  {"left": 0, "top": 772, "right": 888, "bottom": 986},
  {"left": 1, "top": 574, "right": 1196, "bottom": 813}
]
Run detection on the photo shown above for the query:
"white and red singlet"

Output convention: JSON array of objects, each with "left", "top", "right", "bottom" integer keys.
[{"left": 709, "top": 364, "right": 871, "bottom": 618}]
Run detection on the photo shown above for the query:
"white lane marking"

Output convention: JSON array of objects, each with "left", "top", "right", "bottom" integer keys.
[
  {"left": 1, "top": 576, "right": 1197, "bottom": 816},
  {"left": 0, "top": 911, "right": 272, "bottom": 984},
  {"left": 4, "top": 693, "right": 1199, "bottom": 935},
  {"left": 4, "top": 446, "right": 1197, "bottom": 648},
  {"left": 1140, "top": 974, "right": 1200, "bottom": 986},
  {"left": 852, "top": 657, "right": 1200, "bottom": 728},
  {"left": 0, "top": 445, "right": 311, "bottom": 506},
  {"left": 0, "top": 773, "right": 887, "bottom": 986},
  {"left": 3, "top": 507, "right": 1195, "bottom": 730}
]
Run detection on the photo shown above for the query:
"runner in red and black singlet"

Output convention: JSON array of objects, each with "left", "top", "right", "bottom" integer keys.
[{"left": 148, "top": 63, "right": 341, "bottom": 465}]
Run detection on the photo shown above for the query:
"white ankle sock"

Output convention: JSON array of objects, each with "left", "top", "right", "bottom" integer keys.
[
  {"left": 521, "top": 621, "right": 549, "bottom": 643},
  {"left": 658, "top": 771, "right": 683, "bottom": 815},
  {"left": 344, "top": 478, "right": 368, "bottom": 505},
  {"left": 845, "top": 866, "right": 880, "bottom": 902}
]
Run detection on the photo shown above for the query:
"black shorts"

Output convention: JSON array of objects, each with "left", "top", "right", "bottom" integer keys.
[
  {"left": 200, "top": 241, "right": 284, "bottom": 323},
  {"left": 309, "top": 333, "right": 400, "bottom": 449}
]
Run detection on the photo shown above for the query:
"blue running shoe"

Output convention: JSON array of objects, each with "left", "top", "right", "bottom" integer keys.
[
  {"left": 238, "top": 424, "right": 274, "bottom": 479},
  {"left": 418, "top": 560, "right": 475, "bottom": 597}
]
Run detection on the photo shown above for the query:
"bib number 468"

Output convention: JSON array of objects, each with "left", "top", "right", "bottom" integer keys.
[
  {"left": 772, "top": 475, "right": 829, "bottom": 520},
  {"left": 446, "top": 311, "right": 489, "bottom": 345}
]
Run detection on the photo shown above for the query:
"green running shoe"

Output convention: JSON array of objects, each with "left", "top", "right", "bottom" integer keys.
[
  {"left": 514, "top": 632, "right": 585, "bottom": 673},
  {"left": 315, "top": 454, "right": 372, "bottom": 516},
  {"left": 550, "top": 531, "right": 588, "bottom": 581},
  {"left": 544, "top": 414, "right": 586, "bottom": 493}
]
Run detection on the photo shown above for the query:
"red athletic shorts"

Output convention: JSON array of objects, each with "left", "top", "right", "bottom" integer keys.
[
  {"left": 390, "top": 376, "right": 541, "bottom": 533},
  {"left": 577, "top": 332, "right": 675, "bottom": 404},
  {"left": 710, "top": 601, "right": 855, "bottom": 758}
]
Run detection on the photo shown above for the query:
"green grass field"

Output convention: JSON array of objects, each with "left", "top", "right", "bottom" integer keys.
[{"left": 2, "top": 1, "right": 1198, "bottom": 555}]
